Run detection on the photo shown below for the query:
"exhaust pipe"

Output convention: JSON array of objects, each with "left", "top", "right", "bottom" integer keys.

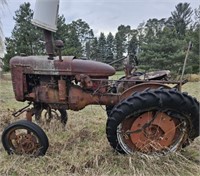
[{"left": 31, "top": 0, "right": 60, "bottom": 58}]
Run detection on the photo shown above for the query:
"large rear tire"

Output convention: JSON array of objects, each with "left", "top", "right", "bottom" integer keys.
[{"left": 106, "top": 88, "right": 199, "bottom": 155}]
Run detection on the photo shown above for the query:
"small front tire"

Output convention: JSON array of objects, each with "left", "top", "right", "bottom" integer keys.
[{"left": 2, "top": 120, "right": 49, "bottom": 156}]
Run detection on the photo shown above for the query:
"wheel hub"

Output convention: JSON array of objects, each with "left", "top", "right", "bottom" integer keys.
[
  {"left": 9, "top": 132, "right": 39, "bottom": 154},
  {"left": 144, "top": 125, "right": 164, "bottom": 139},
  {"left": 130, "top": 112, "right": 176, "bottom": 153},
  {"left": 18, "top": 134, "right": 38, "bottom": 153}
]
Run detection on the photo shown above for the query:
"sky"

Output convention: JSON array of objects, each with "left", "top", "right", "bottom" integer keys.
[{"left": 0, "top": 0, "right": 199, "bottom": 38}]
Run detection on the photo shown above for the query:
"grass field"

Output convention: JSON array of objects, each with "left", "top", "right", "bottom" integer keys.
[{"left": 0, "top": 75, "right": 200, "bottom": 176}]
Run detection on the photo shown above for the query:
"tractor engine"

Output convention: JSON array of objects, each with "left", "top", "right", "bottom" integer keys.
[{"left": 10, "top": 55, "right": 116, "bottom": 110}]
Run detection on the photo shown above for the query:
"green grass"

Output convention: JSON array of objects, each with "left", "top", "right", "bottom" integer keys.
[{"left": 0, "top": 76, "right": 200, "bottom": 176}]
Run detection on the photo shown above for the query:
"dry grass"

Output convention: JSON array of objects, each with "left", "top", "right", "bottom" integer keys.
[
  {"left": 0, "top": 77, "right": 200, "bottom": 176},
  {"left": 185, "top": 74, "right": 200, "bottom": 82}
]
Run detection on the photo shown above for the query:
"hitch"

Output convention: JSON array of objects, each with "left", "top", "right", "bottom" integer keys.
[{"left": 12, "top": 102, "right": 32, "bottom": 117}]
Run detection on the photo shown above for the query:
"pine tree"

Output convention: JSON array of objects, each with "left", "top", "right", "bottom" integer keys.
[
  {"left": 97, "top": 32, "right": 106, "bottom": 62},
  {"left": 3, "top": 2, "right": 44, "bottom": 71},
  {"left": 128, "top": 30, "right": 138, "bottom": 55},
  {"left": 13, "top": 3, "right": 44, "bottom": 55},
  {"left": 90, "top": 37, "right": 99, "bottom": 60},
  {"left": 71, "top": 19, "right": 94, "bottom": 57},
  {"left": 62, "top": 25, "right": 82, "bottom": 57},
  {"left": 54, "top": 15, "right": 68, "bottom": 41},
  {"left": 105, "top": 32, "right": 114, "bottom": 64},
  {"left": 171, "top": 3, "right": 193, "bottom": 37}
]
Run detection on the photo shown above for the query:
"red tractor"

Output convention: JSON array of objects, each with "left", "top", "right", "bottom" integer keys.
[{"left": 1, "top": 0, "right": 199, "bottom": 156}]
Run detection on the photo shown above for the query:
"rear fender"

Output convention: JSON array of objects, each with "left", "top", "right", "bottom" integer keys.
[{"left": 120, "top": 82, "right": 171, "bottom": 101}]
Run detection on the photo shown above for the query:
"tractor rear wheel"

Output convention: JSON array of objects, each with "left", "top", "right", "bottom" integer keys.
[{"left": 106, "top": 88, "right": 199, "bottom": 155}]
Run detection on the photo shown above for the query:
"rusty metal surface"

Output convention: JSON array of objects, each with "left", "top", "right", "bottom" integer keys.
[
  {"left": 9, "top": 53, "right": 184, "bottom": 114},
  {"left": 7, "top": 128, "right": 40, "bottom": 155},
  {"left": 58, "top": 80, "right": 67, "bottom": 101},
  {"left": 138, "top": 70, "right": 170, "bottom": 80},
  {"left": 26, "top": 109, "right": 34, "bottom": 121},
  {"left": 10, "top": 56, "right": 115, "bottom": 76},
  {"left": 10, "top": 65, "right": 25, "bottom": 101},
  {"left": 43, "top": 30, "right": 55, "bottom": 58},
  {"left": 130, "top": 112, "right": 176, "bottom": 152},
  {"left": 25, "top": 82, "right": 174, "bottom": 111},
  {"left": 71, "top": 59, "right": 115, "bottom": 76},
  {"left": 55, "top": 40, "right": 64, "bottom": 61},
  {"left": 117, "top": 70, "right": 170, "bottom": 93},
  {"left": 120, "top": 83, "right": 171, "bottom": 101},
  {"left": 119, "top": 111, "right": 180, "bottom": 153},
  {"left": 68, "top": 86, "right": 120, "bottom": 111},
  {"left": 10, "top": 56, "right": 116, "bottom": 104},
  {"left": 55, "top": 40, "right": 64, "bottom": 48}
]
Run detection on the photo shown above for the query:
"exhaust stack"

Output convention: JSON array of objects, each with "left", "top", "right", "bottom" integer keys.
[{"left": 32, "top": 0, "right": 60, "bottom": 58}]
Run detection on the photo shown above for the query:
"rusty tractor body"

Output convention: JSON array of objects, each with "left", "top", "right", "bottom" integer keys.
[
  {"left": 10, "top": 55, "right": 173, "bottom": 112},
  {"left": 10, "top": 55, "right": 116, "bottom": 110},
  {"left": 2, "top": 49, "right": 199, "bottom": 156},
  {"left": 1, "top": 0, "right": 199, "bottom": 157}
]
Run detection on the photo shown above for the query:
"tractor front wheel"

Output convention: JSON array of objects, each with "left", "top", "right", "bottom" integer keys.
[{"left": 2, "top": 120, "right": 49, "bottom": 156}]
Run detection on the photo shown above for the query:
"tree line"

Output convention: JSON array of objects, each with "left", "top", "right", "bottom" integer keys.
[{"left": 3, "top": 2, "right": 200, "bottom": 74}]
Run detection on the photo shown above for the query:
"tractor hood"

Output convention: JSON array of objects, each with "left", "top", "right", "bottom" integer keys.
[{"left": 10, "top": 56, "right": 116, "bottom": 77}]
